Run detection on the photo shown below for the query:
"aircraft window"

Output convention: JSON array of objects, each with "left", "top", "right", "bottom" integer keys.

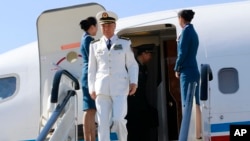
[
  {"left": 218, "top": 68, "right": 239, "bottom": 94},
  {"left": 0, "top": 76, "right": 16, "bottom": 100}
]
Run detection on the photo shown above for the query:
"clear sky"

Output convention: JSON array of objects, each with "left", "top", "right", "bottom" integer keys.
[{"left": 0, "top": 0, "right": 244, "bottom": 53}]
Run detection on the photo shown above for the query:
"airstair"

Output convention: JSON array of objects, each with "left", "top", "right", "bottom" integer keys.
[
  {"left": 36, "top": 69, "right": 118, "bottom": 141},
  {"left": 36, "top": 70, "right": 79, "bottom": 141}
]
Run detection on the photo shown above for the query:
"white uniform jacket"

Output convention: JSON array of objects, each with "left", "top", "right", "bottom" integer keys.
[{"left": 88, "top": 35, "right": 139, "bottom": 96}]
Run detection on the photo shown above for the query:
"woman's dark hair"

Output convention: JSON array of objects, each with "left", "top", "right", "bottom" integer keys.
[
  {"left": 178, "top": 9, "right": 195, "bottom": 22},
  {"left": 79, "top": 17, "right": 97, "bottom": 31}
]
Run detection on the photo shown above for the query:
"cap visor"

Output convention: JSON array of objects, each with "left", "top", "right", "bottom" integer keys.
[{"left": 99, "top": 21, "right": 115, "bottom": 24}]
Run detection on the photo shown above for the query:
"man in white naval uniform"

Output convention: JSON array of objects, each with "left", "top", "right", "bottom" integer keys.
[{"left": 88, "top": 11, "right": 138, "bottom": 141}]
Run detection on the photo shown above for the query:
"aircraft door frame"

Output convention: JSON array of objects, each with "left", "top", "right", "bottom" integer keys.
[
  {"left": 200, "top": 64, "right": 213, "bottom": 140},
  {"left": 36, "top": 3, "right": 105, "bottom": 131},
  {"left": 117, "top": 23, "right": 180, "bottom": 141}
]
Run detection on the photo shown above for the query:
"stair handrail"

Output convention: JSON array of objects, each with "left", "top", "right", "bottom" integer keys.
[
  {"left": 178, "top": 82, "right": 197, "bottom": 141},
  {"left": 37, "top": 69, "right": 80, "bottom": 141},
  {"left": 36, "top": 90, "right": 76, "bottom": 141},
  {"left": 51, "top": 69, "right": 80, "bottom": 103}
]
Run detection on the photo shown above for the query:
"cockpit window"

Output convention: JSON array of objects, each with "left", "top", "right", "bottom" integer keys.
[{"left": 0, "top": 76, "right": 16, "bottom": 100}]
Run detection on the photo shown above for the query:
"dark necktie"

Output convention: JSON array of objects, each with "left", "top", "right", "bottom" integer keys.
[{"left": 107, "top": 39, "right": 111, "bottom": 50}]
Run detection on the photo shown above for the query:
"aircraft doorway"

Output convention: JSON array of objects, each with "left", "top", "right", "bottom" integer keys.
[{"left": 117, "top": 24, "right": 181, "bottom": 141}]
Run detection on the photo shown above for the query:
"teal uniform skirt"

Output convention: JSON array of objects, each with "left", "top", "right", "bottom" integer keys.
[
  {"left": 82, "top": 73, "right": 96, "bottom": 111},
  {"left": 180, "top": 68, "right": 200, "bottom": 107}
]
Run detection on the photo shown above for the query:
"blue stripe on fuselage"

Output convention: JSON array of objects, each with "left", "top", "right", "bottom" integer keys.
[{"left": 211, "top": 121, "right": 250, "bottom": 133}]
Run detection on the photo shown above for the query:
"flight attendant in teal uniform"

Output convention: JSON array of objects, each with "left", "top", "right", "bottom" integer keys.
[
  {"left": 79, "top": 16, "right": 98, "bottom": 141},
  {"left": 174, "top": 9, "right": 202, "bottom": 139}
]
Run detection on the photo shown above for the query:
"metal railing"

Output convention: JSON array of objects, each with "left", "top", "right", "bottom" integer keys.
[
  {"left": 178, "top": 82, "right": 197, "bottom": 141},
  {"left": 36, "top": 90, "right": 76, "bottom": 141},
  {"left": 51, "top": 69, "right": 79, "bottom": 103},
  {"left": 37, "top": 69, "right": 80, "bottom": 141}
]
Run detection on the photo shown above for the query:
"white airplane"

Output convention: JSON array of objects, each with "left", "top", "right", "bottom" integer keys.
[{"left": 0, "top": 1, "right": 250, "bottom": 141}]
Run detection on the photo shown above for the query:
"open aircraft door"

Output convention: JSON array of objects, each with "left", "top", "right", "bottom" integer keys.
[{"left": 36, "top": 3, "right": 105, "bottom": 132}]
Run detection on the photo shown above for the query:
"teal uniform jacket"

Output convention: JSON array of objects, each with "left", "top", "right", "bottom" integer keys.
[
  {"left": 81, "top": 33, "right": 93, "bottom": 87},
  {"left": 174, "top": 24, "right": 200, "bottom": 106},
  {"left": 80, "top": 32, "right": 95, "bottom": 110}
]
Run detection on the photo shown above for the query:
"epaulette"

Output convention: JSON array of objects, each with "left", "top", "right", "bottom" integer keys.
[
  {"left": 90, "top": 39, "right": 100, "bottom": 44},
  {"left": 118, "top": 36, "right": 130, "bottom": 40}
]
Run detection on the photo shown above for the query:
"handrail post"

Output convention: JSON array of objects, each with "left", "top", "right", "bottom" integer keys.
[
  {"left": 36, "top": 90, "right": 76, "bottom": 141},
  {"left": 179, "top": 82, "right": 197, "bottom": 141},
  {"left": 37, "top": 69, "right": 80, "bottom": 141}
]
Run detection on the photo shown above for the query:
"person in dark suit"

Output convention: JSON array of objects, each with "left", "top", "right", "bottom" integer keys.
[
  {"left": 79, "top": 16, "right": 98, "bottom": 141},
  {"left": 126, "top": 44, "right": 158, "bottom": 141},
  {"left": 174, "top": 9, "right": 202, "bottom": 139}
]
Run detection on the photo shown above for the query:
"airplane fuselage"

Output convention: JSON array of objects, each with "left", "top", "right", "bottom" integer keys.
[{"left": 0, "top": 1, "right": 250, "bottom": 141}]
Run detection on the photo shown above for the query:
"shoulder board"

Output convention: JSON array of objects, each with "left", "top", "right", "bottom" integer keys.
[
  {"left": 118, "top": 36, "right": 130, "bottom": 40},
  {"left": 90, "top": 39, "right": 100, "bottom": 44}
]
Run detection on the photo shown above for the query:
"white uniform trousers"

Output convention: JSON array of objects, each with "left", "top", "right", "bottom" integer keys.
[{"left": 96, "top": 94, "right": 128, "bottom": 141}]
